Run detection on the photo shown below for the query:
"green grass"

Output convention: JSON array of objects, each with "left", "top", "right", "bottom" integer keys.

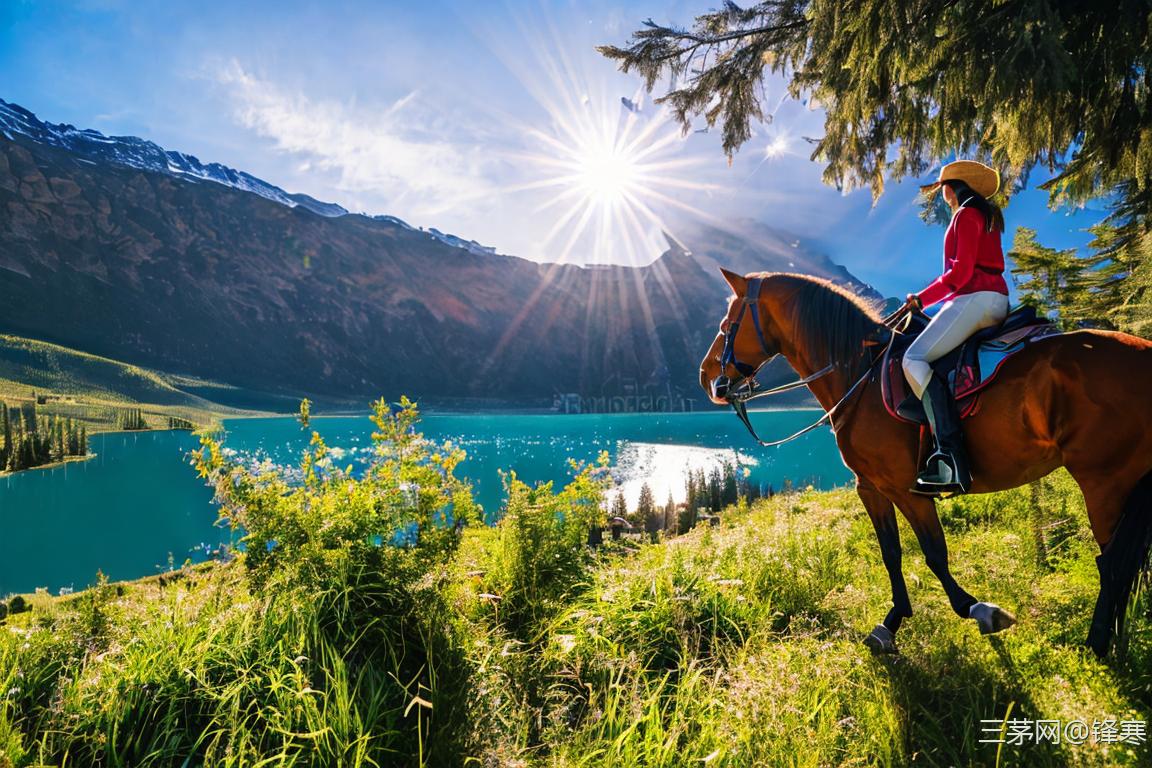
[
  {"left": 1, "top": 470, "right": 1149, "bottom": 767},
  {"left": 0, "top": 334, "right": 266, "bottom": 434}
]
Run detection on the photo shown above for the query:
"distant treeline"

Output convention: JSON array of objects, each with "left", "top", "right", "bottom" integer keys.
[
  {"left": 607, "top": 460, "right": 775, "bottom": 539},
  {"left": 1, "top": 402, "right": 87, "bottom": 472},
  {"left": 118, "top": 408, "right": 149, "bottom": 430}
]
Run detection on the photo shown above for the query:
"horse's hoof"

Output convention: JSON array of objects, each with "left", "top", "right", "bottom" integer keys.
[
  {"left": 970, "top": 602, "right": 1016, "bottom": 635},
  {"left": 863, "top": 624, "right": 898, "bottom": 654},
  {"left": 1085, "top": 640, "right": 1109, "bottom": 659},
  {"left": 1085, "top": 621, "right": 1112, "bottom": 658}
]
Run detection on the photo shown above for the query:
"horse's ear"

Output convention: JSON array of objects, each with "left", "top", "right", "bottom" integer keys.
[{"left": 719, "top": 267, "right": 746, "bottom": 294}]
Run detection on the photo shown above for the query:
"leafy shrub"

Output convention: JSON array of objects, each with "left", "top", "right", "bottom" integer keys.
[
  {"left": 484, "top": 455, "right": 610, "bottom": 637},
  {"left": 186, "top": 397, "right": 483, "bottom": 762},
  {"left": 196, "top": 396, "right": 477, "bottom": 598}
]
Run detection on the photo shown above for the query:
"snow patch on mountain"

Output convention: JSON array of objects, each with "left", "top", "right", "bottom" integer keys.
[{"left": 0, "top": 98, "right": 499, "bottom": 256}]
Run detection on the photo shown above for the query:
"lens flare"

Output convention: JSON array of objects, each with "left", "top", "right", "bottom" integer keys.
[
  {"left": 469, "top": 10, "right": 733, "bottom": 374},
  {"left": 577, "top": 140, "right": 636, "bottom": 205},
  {"left": 483, "top": 10, "right": 724, "bottom": 268},
  {"left": 764, "top": 132, "right": 791, "bottom": 159}
]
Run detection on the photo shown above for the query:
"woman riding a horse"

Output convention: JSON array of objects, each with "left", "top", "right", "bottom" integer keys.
[{"left": 903, "top": 160, "right": 1009, "bottom": 497}]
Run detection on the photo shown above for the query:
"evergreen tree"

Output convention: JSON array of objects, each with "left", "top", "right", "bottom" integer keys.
[
  {"left": 677, "top": 498, "right": 697, "bottom": 535},
  {"left": 721, "top": 461, "right": 739, "bottom": 507},
  {"left": 18, "top": 432, "right": 33, "bottom": 470},
  {"left": 4, "top": 410, "right": 16, "bottom": 472},
  {"left": 684, "top": 468, "right": 698, "bottom": 516},
  {"left": 21, "top": 403, "right": 36, "bottom": 436},
  {"left": 744, "top": 476, "right": 760, "bottom": 503},
  {"left": 0, "top": 403, "right": 9, "bottom": 468},
  {"left": 35, "top": 426, "right": 47, "bottom": 463},
  {"left": 1083, "top": 196, "right": 1152, "bottom": 336},
  {"left": 53, "top": 417, "right": 64, "bottom": 461},
  {"left": 707, "top": 466, "right": 722, "bottom": 512},
  {"left": 1008, "top": 228, "right": 1099, "bottom": 330},
  {"left": 637, "top": 482, "right": 660, "bottom": 536},
  {"left": 601, "top": 2, "right": 1152, "bottom": 337},
  {"left": 601, "top": 1, "right": 1150, "bottom": 202},
  {"left": 664, "top": 492, "right": 677, "bottom": 532},
  {"left": 610, "top": 491, "right": 628, "bottom": 522},
  {"left": 18, "top": 410, "right": 29, "bottom": 469}
]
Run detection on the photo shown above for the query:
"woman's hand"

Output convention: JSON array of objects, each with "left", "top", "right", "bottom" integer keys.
[{"left": 904, "top": 293, "right": 923, "bottom": 312}]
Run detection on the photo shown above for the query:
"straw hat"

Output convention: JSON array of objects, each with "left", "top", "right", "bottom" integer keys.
[{"left": 920, "top": 160, "right": 1000, "bottom": 199}]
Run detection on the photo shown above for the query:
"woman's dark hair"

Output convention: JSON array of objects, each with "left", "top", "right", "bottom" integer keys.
[{"left": 942, "top": 179, "right": 1005, "bottom": 233}]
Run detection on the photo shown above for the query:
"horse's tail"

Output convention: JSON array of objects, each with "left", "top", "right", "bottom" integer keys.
[{"left": 1104, "top": 469, "right": 1152, "bottom": 654}]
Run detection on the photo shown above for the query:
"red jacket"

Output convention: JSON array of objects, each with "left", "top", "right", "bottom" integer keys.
[{"left": 917, "top": 205, "right": 1009, "bottom": 307}]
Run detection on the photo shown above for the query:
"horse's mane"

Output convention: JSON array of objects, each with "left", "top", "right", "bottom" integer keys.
[{"left": 749, "top": 272, "right": 884, "bottom": 369}]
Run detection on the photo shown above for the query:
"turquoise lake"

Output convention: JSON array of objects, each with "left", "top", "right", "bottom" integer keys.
[{"left": 0, "top": 411, "right": 852, "bottom": 595}]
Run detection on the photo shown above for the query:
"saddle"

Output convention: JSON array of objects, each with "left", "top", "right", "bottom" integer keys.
[{"left": 880, "top": 305, "right": 1060, "bottom": 424}]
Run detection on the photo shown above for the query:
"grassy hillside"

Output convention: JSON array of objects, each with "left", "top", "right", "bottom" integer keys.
[
  {"left": 0, "top": 333, "right": 265, "bottom": 432},
  {"left": 1, "top": 424, "right": 1148, "bottom": 768}
]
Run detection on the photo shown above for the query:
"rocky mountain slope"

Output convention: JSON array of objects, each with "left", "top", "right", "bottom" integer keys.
[{"left": 0, "top": 99, "right": 879, "bottom": 406}]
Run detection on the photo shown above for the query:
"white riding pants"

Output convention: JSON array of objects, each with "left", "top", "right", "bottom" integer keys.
[{"left": 902, "top": 291, "right": 1010, "bottom": 398}]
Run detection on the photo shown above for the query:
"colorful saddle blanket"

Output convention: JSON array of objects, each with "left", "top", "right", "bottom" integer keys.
[{"left": 881, "top": 305, "right": 1060, "bottom": 424}]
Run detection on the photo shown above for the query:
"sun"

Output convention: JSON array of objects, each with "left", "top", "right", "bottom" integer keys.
[
  {"left": 466, "top": 8, "right": 732, "bottom": 267},
  {"left": 511, "top": 92, "right": 720, "bottom": 267},
  {"left": 476, "top": 12, "right": 730, "bottom": 370},
  {"left": 764, "top": 132, "right": 791, "bottom": 159},
  {"left": 461, "top": 8, "right": 821, "bottom": 384},
  {"left": 576, "top": 139, "right": 637, "bottom": 206}
]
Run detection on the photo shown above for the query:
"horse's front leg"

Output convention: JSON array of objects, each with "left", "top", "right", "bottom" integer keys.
[
  {"left": 893, "top": 490, "right": 1016, "bottom": 635},
  {"left": 857, "top": 480, "right": 912, "bottom": 653}
]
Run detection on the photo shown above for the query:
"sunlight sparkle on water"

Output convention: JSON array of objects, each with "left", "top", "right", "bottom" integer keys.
[{"left": 612, "top": 442, "right": 759, "bottom": 508}]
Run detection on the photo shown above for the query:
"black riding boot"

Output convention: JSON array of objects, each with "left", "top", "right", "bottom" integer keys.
[{"left": 912, "top": 373, "right": 971, "bottom": 496}]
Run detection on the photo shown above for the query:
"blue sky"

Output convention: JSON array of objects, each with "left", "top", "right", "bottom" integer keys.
[{"left": 1, "top": 0, "right": 1106, "bottom": 298}]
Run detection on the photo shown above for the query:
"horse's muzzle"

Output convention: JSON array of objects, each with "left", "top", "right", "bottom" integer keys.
[{"left": 710, "top": 375, "right": 732, "bottom": 402}]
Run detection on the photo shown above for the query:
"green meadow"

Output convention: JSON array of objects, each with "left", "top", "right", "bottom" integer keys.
[
  {"left": 0, "top": 334, "right": 259, "bottom": 435},
  {"left": 1, "top": 402, "right": 1149, "bottom": 767}
]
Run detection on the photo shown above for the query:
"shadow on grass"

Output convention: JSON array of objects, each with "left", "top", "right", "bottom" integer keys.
[{"left": 871, "top": 630, "right": 1150, "bottom": 768}]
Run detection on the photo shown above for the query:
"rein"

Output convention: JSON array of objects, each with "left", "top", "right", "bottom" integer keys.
[
  {"left": 718, "top": 280, "right": 904, "bottom": 447},
  {"left": 728, "top": 349, "right": 886, "bottom": 447}
]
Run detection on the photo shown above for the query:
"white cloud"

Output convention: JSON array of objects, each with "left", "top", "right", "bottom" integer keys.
[{"left": 213, "top": 60, "right": 498, "bottom": 217}]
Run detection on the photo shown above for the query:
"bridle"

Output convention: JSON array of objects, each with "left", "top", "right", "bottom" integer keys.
[{"left": 708, "top": 277, "right": 901, "bottom": 447}]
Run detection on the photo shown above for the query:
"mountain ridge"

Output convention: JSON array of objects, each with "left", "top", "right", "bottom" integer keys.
[
  {"left": 0, "top": 98, "right": 511, "bottom": 257},
  {"left": 0, "top": 98, "right": 879, "bottom": 406}
]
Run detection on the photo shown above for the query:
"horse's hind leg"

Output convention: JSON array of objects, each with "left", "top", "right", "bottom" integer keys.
[
  {"left": 1081, "top": 483, "right": 1125, "bottom": 657},
  {"left": 892, "top": 490, "right": 1016, "bottom": 634},
  {"left": 857, "top": 480, "right": 912, "bottom": 652},
  {"left": 1074, "top": 469, "right": 1152, "bottom": 657}
]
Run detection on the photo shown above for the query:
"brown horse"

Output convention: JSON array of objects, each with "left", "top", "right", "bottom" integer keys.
[{"left": 699, "top": 269, "right": 1152, "bottom": 656}]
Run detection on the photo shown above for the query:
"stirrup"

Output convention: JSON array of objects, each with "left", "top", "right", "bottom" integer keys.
[{"left": 911, "top": 451, "right": 969, "bottom": 496}]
